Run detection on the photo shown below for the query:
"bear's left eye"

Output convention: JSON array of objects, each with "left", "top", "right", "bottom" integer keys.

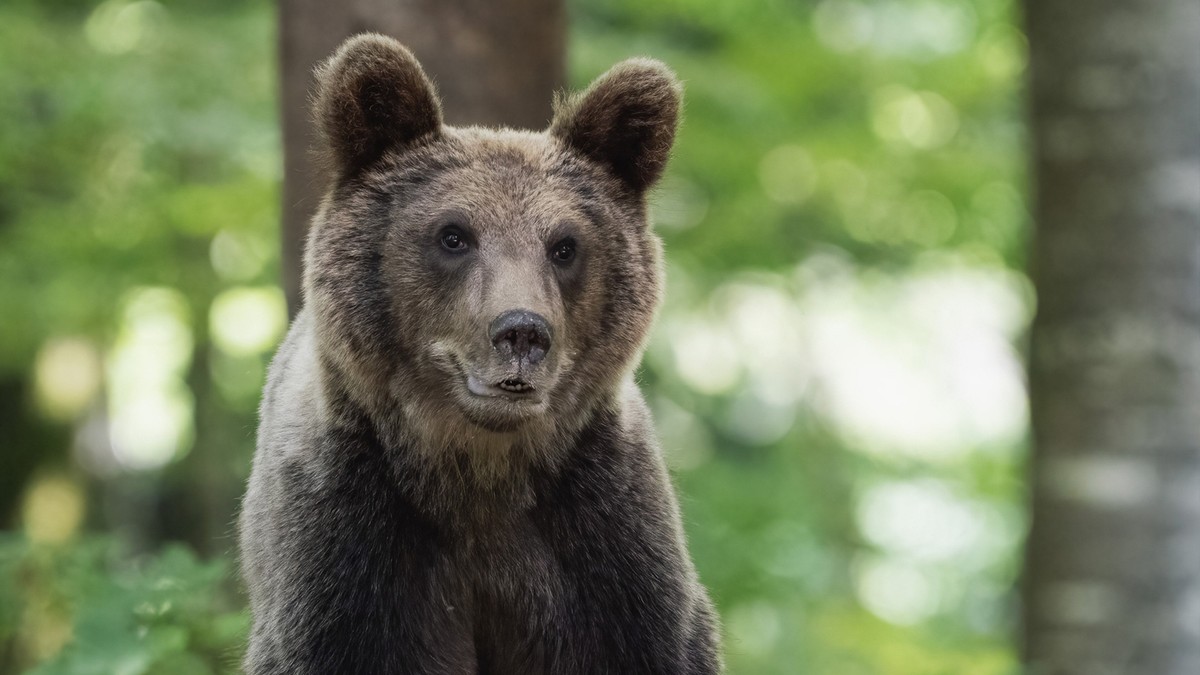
[
  {"left": 550, "top": 238, "right": 576, "bottom": 264},
  {"left": 440, "top": 227, "right": 469, "bottom": 253}
]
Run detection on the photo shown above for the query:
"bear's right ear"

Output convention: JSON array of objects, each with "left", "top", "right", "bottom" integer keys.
[{"left": 313, "top": 34, "right": 442, "bottom": 175}]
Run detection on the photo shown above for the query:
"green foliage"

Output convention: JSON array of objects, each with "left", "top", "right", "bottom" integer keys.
[
  {"left": 0, "top": 0, "right": 278, "bottom": 371},
  {"left": 571, "top": 0, "right": 1026, "bottom": 276},
  {"left": 0, "top": 536, "right": 246, "bottom": 675}
]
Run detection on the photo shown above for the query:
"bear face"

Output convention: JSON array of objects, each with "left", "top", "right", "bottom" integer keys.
[{"left": 301, "top": 35, "right": 681, "bottom": 473}]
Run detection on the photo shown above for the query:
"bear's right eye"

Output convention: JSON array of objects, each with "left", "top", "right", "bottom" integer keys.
[{"left": 439, "top": 228, "right": 469, "bottom": 253}]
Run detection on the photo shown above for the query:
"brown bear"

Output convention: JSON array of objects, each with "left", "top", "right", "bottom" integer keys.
[{"left": 238, "top": 33, "right": 721, "bottom": 674}]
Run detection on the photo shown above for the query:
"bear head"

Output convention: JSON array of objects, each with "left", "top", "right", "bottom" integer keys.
[{"left": 303, "top": 34, "right": 680, "bottom": 473}]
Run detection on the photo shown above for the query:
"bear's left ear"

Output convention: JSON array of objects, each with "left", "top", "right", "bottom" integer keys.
[
  {"left": 314, "top": 33, "right": 443, "bottom": 175},
  {"left": 549, "top": 58, "right": 682, "bottom": 194}
]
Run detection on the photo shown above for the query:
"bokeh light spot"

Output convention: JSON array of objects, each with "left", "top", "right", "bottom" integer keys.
[
  {"left": 33, "top": 337, "right": 103, "bottom": 421},
  {"left": 801, "top": 257, "right": 1029, "bottom": 460},
  {"left": 209, "top": 286, "right": 288, "bottom": 357},
  {"left": 671, "top": 320, "right": 742, "bottom": 396},
  {"left": 855, "top": 557, "right": 941, "bottom": 625},
  {"left": 857, "top": 479, "right": 986, "bottom": 563},
  {"left": 107, "top": 287, "right": 195, "bottom": 470},
  {"left": 84, "top": 0, "right": 167, "bottom": 55},
  {"left": 22, "top": 474, "right": 85, "bottom": 545},
  {"left": 901, "top": 190, "right": 958, "bottom": 246},
  {"left": 813, "top": 0, "right": 874, "bottom": 53},
  {"left": 872, "top": 86, "right": 960, "bottom": 150},
  {"left": 210, "top": 230, "right": 270, "bottom": 282}
]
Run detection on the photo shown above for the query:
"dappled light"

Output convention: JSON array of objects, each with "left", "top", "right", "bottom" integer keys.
[
  {"left": 106, "top": 288, "right": 195, "bottom": 470},
  {"left": 22, "top": 475, "right": 86, "bottom": 546},
  {"left": 208, "top": 286, "right": 287, "bottom": 358},
  {"left": 33, "top": 338, "right": 103, "bottom": 422},
  {"left": 84, "top": 0, "right": 167, "bottom": 56}
]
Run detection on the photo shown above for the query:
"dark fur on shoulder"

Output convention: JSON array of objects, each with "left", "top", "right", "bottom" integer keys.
[{"left": 240, "top": 33, "right": 721, "bottom": 674}]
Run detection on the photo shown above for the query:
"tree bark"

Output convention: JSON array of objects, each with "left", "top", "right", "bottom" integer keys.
[
  {"left": 1023, "top": 0, "right": 1200, "bottom": 673},
  {"left": 279, "top": 0, "right": 567, "bottom": 315}
]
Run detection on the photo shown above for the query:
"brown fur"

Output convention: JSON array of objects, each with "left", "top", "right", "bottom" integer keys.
[
  {"left": 314, "top": 34, "right": 443, "bottom": 173},
  {"left": 550, "top": 58, "right": 682, "bottom": 192},
  {"left": 240, "top": 33, "right": 721, "bottom": 673}
]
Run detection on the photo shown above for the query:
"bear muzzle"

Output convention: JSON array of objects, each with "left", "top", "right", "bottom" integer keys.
[
  {"left": 489, "top": 309, "right": 552, "bottom": 367},
  {"left": 445, "top": 308, "right": 555, "bottom": 405}
]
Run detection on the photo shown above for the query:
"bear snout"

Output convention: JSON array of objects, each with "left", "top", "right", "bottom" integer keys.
[{"left": 489, "top": 309, "right": 552, "bottom": 366}]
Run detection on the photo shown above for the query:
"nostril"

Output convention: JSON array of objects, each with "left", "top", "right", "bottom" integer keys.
[{"left": 489, "top": 309, "right": 552, "bottom": 364}]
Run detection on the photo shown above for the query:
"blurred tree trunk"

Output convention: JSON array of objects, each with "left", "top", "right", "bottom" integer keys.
[
  {"left": 279, "top": 0, "right": 567, "bottom": 315},
  {"left": 1023, "top": 0, "right": 1200, "bottom": 673}
]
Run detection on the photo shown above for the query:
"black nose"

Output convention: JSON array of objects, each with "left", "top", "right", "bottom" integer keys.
[{"left": 489, "top": 310, "right": 552, "bottom": 365}]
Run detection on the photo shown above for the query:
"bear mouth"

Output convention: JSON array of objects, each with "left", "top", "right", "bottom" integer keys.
[
  {"left": 496, "top": 377, "right": 534, "bottom": 393},
  {"left": 465, "top": 373, "right": 539, "bottom": 401}
]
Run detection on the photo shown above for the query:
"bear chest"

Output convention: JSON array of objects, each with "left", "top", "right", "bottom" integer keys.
[{"left": 449, "top": 516, "right": 565, "bottom": 672}]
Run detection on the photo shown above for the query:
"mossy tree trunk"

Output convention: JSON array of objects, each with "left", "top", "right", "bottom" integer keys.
[{"left": 1023, "top": 0, "right": 1200, "bottom": 672}]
